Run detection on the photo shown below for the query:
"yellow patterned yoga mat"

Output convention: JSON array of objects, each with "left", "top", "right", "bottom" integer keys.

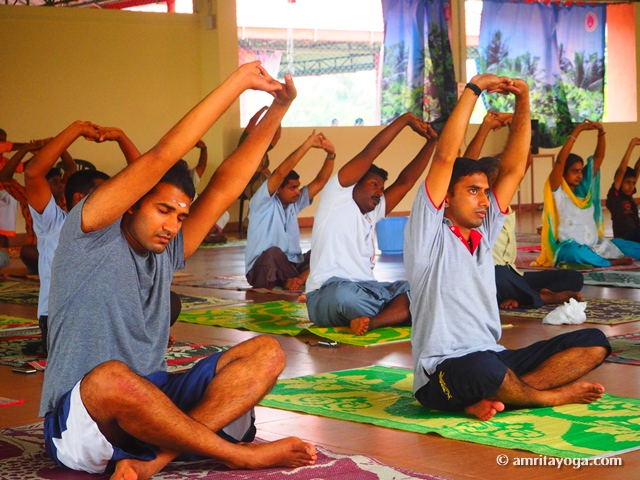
[
  {"left": 178, "top": 300, "right": 411, "bottom": 347},
  {"left": 260, "top": 365, "right": 640, "bottom": 458}
]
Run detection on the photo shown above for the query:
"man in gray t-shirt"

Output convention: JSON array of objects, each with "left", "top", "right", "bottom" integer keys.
[
  {"left": 406, "top": 74, "right": 610, "bottom": 422},
  {"left": 40, "top": 64, "right": 317, "bottom": 477}
]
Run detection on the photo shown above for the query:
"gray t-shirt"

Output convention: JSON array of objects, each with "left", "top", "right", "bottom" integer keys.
[
  {"left": 39, "top": 197, "right": 185, "bottom": 416},
  {"left": 404, "top": 184, "right": 506, "bottom": 394}
]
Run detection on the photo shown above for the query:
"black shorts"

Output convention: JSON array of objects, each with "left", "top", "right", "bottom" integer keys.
[{"left": 415, "top": 329, "right": 611, "bottom": 412}]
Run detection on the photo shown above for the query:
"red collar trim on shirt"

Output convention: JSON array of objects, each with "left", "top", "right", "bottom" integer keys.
[{"left": 448, "top": 225, "right": 483, "bottom": 254}]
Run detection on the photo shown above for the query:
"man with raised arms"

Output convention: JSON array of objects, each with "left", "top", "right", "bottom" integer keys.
[
  {"left": 306, "top": 113, "right": 437, "bottom": 334},
  {"left": 405, "top": 74, "right": 610, "bottom": 421},
  {"left": 245, "top": 130, "right": 335, "bottom": 290},
  {"left": 39, "top": 62, "right": 316, "bottom": 480}
]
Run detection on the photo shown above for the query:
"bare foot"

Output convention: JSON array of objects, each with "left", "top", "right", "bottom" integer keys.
[
  {"left": 284, "top": 277, "right": 303, "bottom": 291},
  {"left": 539, "top": 289, "right": 582, "bottom": 305},
  {"left": 167, "top": 334, "right": 176, "bottom": 348},
  {"left": 110, "top": 458, "right": 160, "bottom": 480},
  {"left": 297, "top": 293, "right": 306, "bottom": 303},
  {"left": 464, "top": 399, "right": 505, "bottom": 421},
  {"left": 610, "top": 256, "right": 634, "bottom": 266},
  {"left": 228, "top": 437, "right": 317, "bottom": 469},
  {"left": 349, "top": 316, "right": 370, "bottom": 335},
  {"left": 499, "top": 298, "right": 519, "bottom": 309},
  {"left": 549, "top": 381, "right": 605, "bottom": 406}
]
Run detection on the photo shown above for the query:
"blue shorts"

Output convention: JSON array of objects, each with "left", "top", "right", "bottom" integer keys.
[
  {"left": 415, "top": 329, "right": 611, "bottom": 412},
  {"left": 44, "top": 352, "right": 256, "bottom": 474},
  {"left": 306, "top": 277, "right": 410, "bottom": 327}
]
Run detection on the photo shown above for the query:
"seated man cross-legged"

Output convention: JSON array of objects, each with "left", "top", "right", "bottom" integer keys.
[
  {"left": 305, "top": 113, "right": 438, "bottom": 335},
  {"left": 405, "top": 74, "right": 610, "bottom": 421},
  {"left": 245, "top": 130, "right": 335, "bottom": 290},
  {"left": 39, "top": 63, "right": 316, "bottom": 480}
]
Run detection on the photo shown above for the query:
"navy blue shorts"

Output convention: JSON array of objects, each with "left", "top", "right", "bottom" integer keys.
[
  {"left": 415, "top": 329, "right": 611, "bottom": 412},
  {"left": 44, "top": 352, "right": 256, "bottom": 474}
]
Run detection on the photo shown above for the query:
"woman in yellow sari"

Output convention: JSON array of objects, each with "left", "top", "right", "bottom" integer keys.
[{"left": 536, "top": 121, "right": 640, "bottom": 268}]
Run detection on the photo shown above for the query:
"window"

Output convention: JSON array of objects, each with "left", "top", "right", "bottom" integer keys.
[{"left": 237, "top": 0, "right": 383, "bottom": 127}]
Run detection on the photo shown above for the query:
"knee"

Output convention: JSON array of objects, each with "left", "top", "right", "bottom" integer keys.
[
  {"left": 249, "top": 336, "right": 286, "bottom": 376},
  {"left": 82, "top": 360, "right": 142, "bottom": 403}
]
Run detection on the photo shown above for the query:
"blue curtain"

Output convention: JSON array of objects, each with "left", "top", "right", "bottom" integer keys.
[
  {"left": 479, "top": 0, "right": 605, "bottom": 148},
  {"left": 381, "top": 0, "right": 457, "bottom": 130}
]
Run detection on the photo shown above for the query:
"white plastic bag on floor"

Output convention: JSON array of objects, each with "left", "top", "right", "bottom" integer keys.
[{"left": 542, "top": 298, "right": 587, "bottom": 325}]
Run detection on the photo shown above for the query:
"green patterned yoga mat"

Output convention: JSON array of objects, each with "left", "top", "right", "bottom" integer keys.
[
  {"left": 500, "top": 297, "right": 640, "bottom": 325},
  {"left": 260, "top": 365, "right": 640, "bottom": 459},
  {"left": 177, "top": 293, "right": 244, "bottom": 311},
  {"left": 607, "top": 332, "right": 640, "bottom": 366},
  {"left": 583, "top": 270, "right": 640, "bottom": 288},
  {"left": 178, "top": 300, "right": 411, "bottom": 347}
]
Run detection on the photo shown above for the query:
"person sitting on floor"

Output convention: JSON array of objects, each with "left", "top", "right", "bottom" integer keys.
[
  {"left": 39, "top": 62, "right": 316, "bottom": 479},
  {"left": 0, "top": 141, "right": 45, "bottom": 272},
  {"left": 0, "top": 129, "right": 42, "bottom": 247},
  {"left": 305, "top": 113, "right": 437, "bottom": 335},
  {"left": 406, "top": 74, "right": 610, "bottom": 422},
  {"left": 535, "top": 121, "right": 640, "bottom": 268},
  {"left": 23, "top": 124, "right": 130, "bottom": 353},
  {"left": 465, "top": 111, "right": 583, "bottom": 309},
  {"left": 245, "top": 130, "right": 335, "bottom": 290},
  {"left": 606, "top": 137, "right": 640, "bottom": 243}
]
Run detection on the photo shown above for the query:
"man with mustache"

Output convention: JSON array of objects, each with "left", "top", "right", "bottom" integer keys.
[
  {"left": 245, "top": 130, "right": 335, "bottom": 291},
  {"left": 405, "top": 75, "right": 609, "bottom": 422},
  {"left": 305, "top": 113, "right": 437, "bottom": 335}
]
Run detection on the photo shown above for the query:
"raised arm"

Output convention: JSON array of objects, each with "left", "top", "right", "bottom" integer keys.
[
  {"left": 591, "top": 121, "right": 606, "bottom": 175},
  {"left": 306, "top": 136, "right": 336, "bottom": 200},
  {"left": 59, "top": 149, "right": 78, "bottom": 184},
  {"left": 426, "top": 75, "right": 519, "bottom": 207},
  {"left": 549, "top": 121, "right": 601, "bottom": 190},
  {"left": 81, "top": 61, "right": 282, "bottom": 234},
  {"left": 96, "top": 126, "right": 142, "bottom": 165},
  {"left": 464, "top": 111, "right": 513, "bottom": 160},
  {"left": 25, "top": 121, "right": 100, "bottom": 214},
  {"left": 613, "top": 137, "right": 640, "bottom": 190},
  {"left": 337, "top": 113, "right": 419, "bottom": 188},
  {"left": 492, "top": 79, "right": 531, "bottom": 208},
  {"left": 194, "top": 140, "right": 208, "bottom": 177},
  {"left": 245, "top": 106, "right": 269, "bottom": 134},
  {"left": 181, "top": 74, "right": 297, "bottom": 258},
  {"left": 0, "top": 145, "right": 35, "bottom": 183},
  {"left": 383, "top": 123, "right": 438, "bottom": 214},
  {"left": 267, "top": 130, "right": 323, "bottom": 196}
]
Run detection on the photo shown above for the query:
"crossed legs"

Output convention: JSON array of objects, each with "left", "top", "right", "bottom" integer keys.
[
  {"left": 466, "top": 344, "right": 608, "bottom": 420},
  {"left": 79, "top": 336, "right": 316, "bottom": 480},
  {"left": 417, "top": 330, "right": 610, "bottom": 421}
]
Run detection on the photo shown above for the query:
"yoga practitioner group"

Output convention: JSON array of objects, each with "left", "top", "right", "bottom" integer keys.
[{"left": 7, "top": 62, "right": 630, "bottom": 478}]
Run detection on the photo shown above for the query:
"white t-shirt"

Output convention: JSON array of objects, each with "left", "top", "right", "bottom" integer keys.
[{"left": 306, "top": 174, "right": 386, "bottom": 292}]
